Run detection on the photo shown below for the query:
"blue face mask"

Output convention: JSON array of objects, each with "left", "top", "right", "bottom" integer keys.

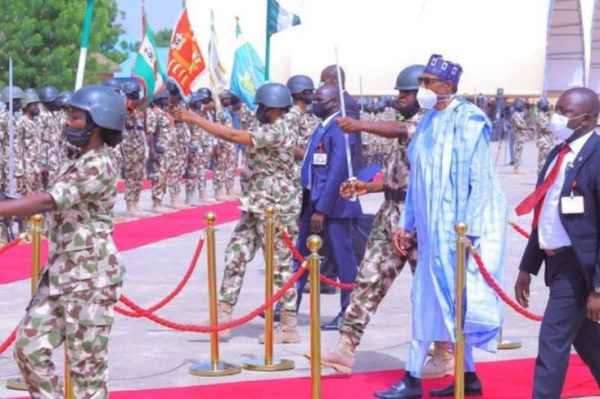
[{"left": 63, "top": 124, "right": 95, "bottom": 148}]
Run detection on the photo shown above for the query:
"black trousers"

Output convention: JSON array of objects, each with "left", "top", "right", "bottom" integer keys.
[{"left": 533, "top": 249, "right": 600, "bottom": 399}]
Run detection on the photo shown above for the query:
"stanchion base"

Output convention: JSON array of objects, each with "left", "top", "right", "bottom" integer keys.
[
  {"left": 428, "top": 343, "right": 435, "bottom": 357},
  {"left": 242, "top": 357, "right": 295, "bottom": 372},
  {"left": 6, "top": 377, "right": 28, "bottom": 391},
  {"left": 498, "top": 337, "right": 522, "bottom": 350},
  {"left": 189, "top": 360, "right": 242, "bottom": 377}
]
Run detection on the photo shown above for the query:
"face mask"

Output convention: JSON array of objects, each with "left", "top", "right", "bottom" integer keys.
[
  {"left": 63, "top": 124, "right": 95, "bottom": 148},
  {"left": 549, "top": 113, "right": 586, "bottom": 142},
  {"left": 255, "top": 105, "right": 270, "bottom": 124},
  {"left": 28, "top": 106, "right": 40, "bottom": 117},
  {"left": 398, "top": 100, "right": 420, "bottom": 120},
  {"left": 302, "top": 93, "right": 313, "bottom": 105},
  {"left": 416, "top": 87, "right": 438, "bottom": 109},
  {"left": 312, "top": 100, "right": 332, "bottom": 119}
]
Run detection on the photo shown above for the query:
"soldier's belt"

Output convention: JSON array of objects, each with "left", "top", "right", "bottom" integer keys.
[{"left": 383, "top": 186, "right": 406, "bottom": 203}]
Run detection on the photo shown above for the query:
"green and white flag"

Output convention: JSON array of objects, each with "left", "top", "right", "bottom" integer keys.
[
  {"left": 133, "top": 10, "right": 166, "bottom": 104},
  {"left": 267, "top": 0, "right": 301, "bottom": 36}
]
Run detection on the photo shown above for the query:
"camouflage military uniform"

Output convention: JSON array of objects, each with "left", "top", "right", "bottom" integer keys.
[
  {"left": 16, "top": 115, "right": 44, "bottom": 195},
  {"left": 510, "top": 110, "right": 528, "bottom": 169},
  {"left": 219, "top": 117, "right": 299, "bottom": 312},
  {"left": 147, "top": 108, "right": 179, "bottom": 203},
  {"left": 169, "top": 121, "right": 190, "bottom": 197},
  {"left": 39, "top": 108, "right": 67, "bottom": 181},
  {"left": 284, "top": 104, "right": 319, "bottom": 189},
  {"left": 213, "top": 109, "right": 236, "bottom": 196},
  {"left": 339, "top": 115, "right": 420, "bottom": 350},
  {"left": 14, "top": 145, "right": 125, "bottom": 399},
  {"left": 2, "top": 111, "right": 25, "bottom": 194},
  {"left": 536, "top": 110, "right": 554, "bottom": 175},
  {"left": 122, "top": 109, "right": 147, "bottom": 205},
  {"left": 184, "top": 123, "right": 204, "bottom": 200}
]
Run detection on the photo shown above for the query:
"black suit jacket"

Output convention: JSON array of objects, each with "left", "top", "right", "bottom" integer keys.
[{"left": 519, "top": 132, "right": 600, "bottom": 288}]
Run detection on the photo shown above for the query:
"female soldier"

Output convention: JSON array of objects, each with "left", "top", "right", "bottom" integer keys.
[{"left": 0, "top": 85, "right": 126, "bottom": 398}]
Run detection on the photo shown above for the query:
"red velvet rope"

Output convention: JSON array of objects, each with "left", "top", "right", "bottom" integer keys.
[
  {"left": 277, "top": 227, "right": 356, "bottom": 290},
  {"left": 115, "top": 236, "right": 205, "bottom": 318},
  {"left": 116, "top": 262, "right": 309, "bottom": 333},
  {"left": 0, "top": 237, "right": 22, "bottom": 256},
  {"left": 509, "top": 221, "right": 531, "bottom": 240},
  {"left": 0, "top": 328, "right": 17, "bottom": 356},
  {"left": 470, "top": 249, "right": 543, "bottom": 322}
]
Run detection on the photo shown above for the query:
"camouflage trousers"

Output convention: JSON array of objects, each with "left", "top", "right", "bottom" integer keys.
[
  {"left": 151, "top": 150, "right": 178, "bottom": 202},
  {"left": 340, "top": 200, "right": 417, "bottom": 349},
  {"left": 537, "top": 135, "right": 554, "bottom": 175},
  {"left": 184, "top": 151, "right": 202, "bottom": 197},
  {"left": 169, "top": 149, "right": 188, "bottom": 196},
  {"left": 213, "top": 143, "right": 236, "bottom": 193},
  {"left": 14, "top": 272, "right": 120, "bottom": 399},
  {"left": 219, "top": 211, "right": 298, "bottom": 312},
  {"left": 513, "top": 131, "right": 527, "bottom": 167},
  {"left": 123, "top": 148, "right": 146, "bottom": 204}
]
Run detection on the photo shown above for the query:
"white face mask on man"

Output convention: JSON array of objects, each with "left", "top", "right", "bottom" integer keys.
[
  {"left": 416, "top": 87, "right": 454, "bottom": 110},
  {"left": 549, "top": 113, "right": 587, "bottom": 142}
]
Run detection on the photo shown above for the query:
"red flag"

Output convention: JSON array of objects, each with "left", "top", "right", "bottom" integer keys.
[{"left": 167, "top": 8, "right": 206, "bottom": 99}]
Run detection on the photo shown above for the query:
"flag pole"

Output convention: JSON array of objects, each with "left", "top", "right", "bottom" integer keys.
[
  {"left": 265, "top": 34, "right": 271, "bottom": 80},
  {"left": 75, "top": 0, "right": 95, "bottom": 90}
]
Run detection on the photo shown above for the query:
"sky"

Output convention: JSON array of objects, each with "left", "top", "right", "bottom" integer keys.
[{"left": 116, "top": 0, "right": 181, "bottom": 38}]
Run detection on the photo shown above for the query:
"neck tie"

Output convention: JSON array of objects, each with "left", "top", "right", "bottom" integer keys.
[{"left": 514, "top": 143, "right": 571, "bottom": 228}]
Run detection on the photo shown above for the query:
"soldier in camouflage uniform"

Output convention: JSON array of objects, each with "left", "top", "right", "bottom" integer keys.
[
  {"left": 121, "top": 80, "right": 148, "bottom": 216},
  {"left": 510, "top": 98, "right": 528, "bottom": 174},
  {"left": 16, "top": 89, "right": 44, "bottom": 195},
  {"left": 535, "top": 98, "right": 554, "bottom": 175},
  {"left": 0, "top": 85, "right": 126, "bottom": 399},
  {"left": 38, "top": 86, "right": 67, "bottom": 183},
  {"left": 175, "top": 83, "right": 301, "bottom": 344},
  {"left": 212, "top": 90, "right": 237, "bottom": 201},
  {"left": 1, "top": 86, "right": 26, "bottom": 195},
  {"left": 312, "top": 65, "right": 454, "bottom": 379},
  {"left": 147, "top": 90, "right": 181, "bottom": 212}
]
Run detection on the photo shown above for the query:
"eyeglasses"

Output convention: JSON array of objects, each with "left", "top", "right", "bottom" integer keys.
[{"left": 417, "top": 77, "right": 445, "bottom": 86}]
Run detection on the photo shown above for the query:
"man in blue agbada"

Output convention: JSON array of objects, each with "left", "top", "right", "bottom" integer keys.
[{"left": 375, "top": 54, "right": 508, "bottom": 399}]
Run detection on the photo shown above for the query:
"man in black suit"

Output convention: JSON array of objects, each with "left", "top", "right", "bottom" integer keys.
[{"left": 514, "top": 87, "right": 600, "bottom": 399}]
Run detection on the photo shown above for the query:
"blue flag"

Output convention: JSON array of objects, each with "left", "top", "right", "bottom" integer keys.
[{"left": 230, "top": 19, "right": 265, "bottom": 111}]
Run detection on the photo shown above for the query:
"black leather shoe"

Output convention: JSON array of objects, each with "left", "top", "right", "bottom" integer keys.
[
  {"left": 321, "top": 314, "right": 343, "bottom": 331},
  {"left": 374, "top": 373, "right": 422, "bottom": 399},
  {"left": 429, "top": 372, "right": 482, "bottom": 397}
]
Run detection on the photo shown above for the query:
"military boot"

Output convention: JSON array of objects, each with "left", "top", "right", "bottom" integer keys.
[
  {"left": 185, "top": 191, "right": 195, "bottom": 206},
  {"left": 309, "top": 334, "right": 355, "bottom": 374},
  {"left": 214, "top": 189, "right": 228, "bottom": 202},
  {"left": 225, "top": 189, "right": 239, "bottom": 200},
  {"left": 258, "top": 311, "right": 300, "bottom": 344},
  {"left": 170, "top": 194, "right": 186, "bottom": 209},
  {"left": 126, "top": 201, "right": 143, "bottom": 217},
  {"left": 422, "top": 341, "right": 454, "bottom": 379},
  {"left": 152, "top": 199, "right": 171, "bottom": 213},
  {"left": 198, "top": 190, "right": 217, "bottom": 204}
]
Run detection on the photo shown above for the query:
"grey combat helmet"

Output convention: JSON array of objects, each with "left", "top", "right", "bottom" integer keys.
[
  {"left": 218, "top": 89, "right": 235, "bottom": 101},
  {"left": 394, "top": 64, "right": 426, "bottom": 91},
  {"left": 56, "top": 91, "right": 73, "bottom": 108},
  {"left": 22, "top": 88, "right": 40, "bottom": 108},
  {"left": 67, "top": 85, "right": 126, "bottom": 131},
  {"left": 286, "top": 75, "right": 315, "bottom": 94},
  {"left": 38, "top": 86, "right": 59, "bottom": 103},
  {"left": 537, "top": 98, "right": 549, "bottom": 111},
  {"left": 254, "top": 83, "right": 293, "bottom": 108},
  {"left": 513, "top": 98, "right": 526, "bottom": 111},
  {"left": 1, "top": 86, "right": 25, "bottom": 103},
  {"left": 122, "top": 79, "right": 142, "bottom": 97},
  {"left": 196, "top": 88, "right": 213, "bottom": 102}
]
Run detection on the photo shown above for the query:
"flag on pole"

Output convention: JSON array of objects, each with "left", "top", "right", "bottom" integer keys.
[
  {"left": 133, "top": 9, "right": 166, "bottom": 104},
  {"left": 167, "top": 7, "right": 206, "bottom": 100},
  {"left": 230, "top": 18, "right": 265, "bottom": 111},
  {"left": 208, "top": 10, "right": 228, "bottom": 89},
  {"left": 266, "top": 0, "right": 301, "bottom": 36}
]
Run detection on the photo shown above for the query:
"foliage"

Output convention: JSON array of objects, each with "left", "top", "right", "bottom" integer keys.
[{"left": 0, "top": 0, "right": 126, "bottom": 90}]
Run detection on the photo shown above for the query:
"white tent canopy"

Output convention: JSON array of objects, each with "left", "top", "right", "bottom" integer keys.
[{"left": 182, "top": 0, "right": 594, "bottom": 96}]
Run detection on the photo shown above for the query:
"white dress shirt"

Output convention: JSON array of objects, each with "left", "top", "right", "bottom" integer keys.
[{"left": 538, "top": 131, "right": 594, "bottom": 249}]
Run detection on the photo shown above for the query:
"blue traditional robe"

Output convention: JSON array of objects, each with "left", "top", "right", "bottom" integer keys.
[{"left": 400, "top": 99, "right": 508, "bottom": 370}]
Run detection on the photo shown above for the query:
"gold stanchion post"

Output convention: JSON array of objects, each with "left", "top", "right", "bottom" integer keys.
[
  {"left": 308, "top": 235, "right": 323, "bottom": 399},
  {"left": 189, "top": 212, "right": 241, "bottom": 377},
  {"left": 243, "top": 207, "right": 294, "bottom": 372},
  {"left": 6, "top": 215, "right": 43, "bottom": 392},
  {"left": 497, "top": 328, "right": 522, "bottom": 350},
  {"left": 454, "top": 223, "right": 467, "bottom": 399}
]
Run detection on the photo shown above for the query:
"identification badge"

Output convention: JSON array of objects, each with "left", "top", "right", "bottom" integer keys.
[
  {"left": 561, "top": 196, "right": 584, "bottom": 214},
  {"left": 313, "top": 153, "right": 327, "bottom": 165}
]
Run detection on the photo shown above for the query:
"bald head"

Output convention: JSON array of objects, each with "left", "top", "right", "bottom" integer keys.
[
  {"left": 556, "top": 87, "right": 600, "bottom": 137},
  {"left": 320, "top": 65, "right": 346, "bottom": 88},
  {"left": 315, "top": 84, "right": 340, "bottom": 103}
]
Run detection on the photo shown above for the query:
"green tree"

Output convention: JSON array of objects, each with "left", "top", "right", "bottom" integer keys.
[
  {"left": 0, "top": 0, "right": 126, "bottom": 90},
  {"left": 153, "top": 28, "right": 172, "bottom": 47}
]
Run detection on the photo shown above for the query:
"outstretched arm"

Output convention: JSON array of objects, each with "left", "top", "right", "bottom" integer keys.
[
  {"left": 337, "top": 117, "right": 412, "bottom": 139},
  {"left": 0, "top": 193, "right": 56, "bottom": 218},
  {"left": 174, "top": 109, "right": 254, "bottom": 146}
]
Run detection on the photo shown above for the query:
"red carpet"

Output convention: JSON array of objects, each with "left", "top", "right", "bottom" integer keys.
[
  {"left": 106, "top": 355, "right": 598, "bottom": 399},
  {"left": 0, "top": 201, "right": 241, "bottom": 284}
]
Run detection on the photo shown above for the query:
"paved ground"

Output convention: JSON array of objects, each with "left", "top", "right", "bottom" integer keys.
[{"left": 0, "top": 140, "right": 597, "bottom": 398}]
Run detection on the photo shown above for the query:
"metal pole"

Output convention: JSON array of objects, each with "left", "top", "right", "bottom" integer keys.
[
  {"left": 189, "top": 212, "right": 240, "bottom": 377},
  {"left": 454, "top": 223, "right": 467, "bottom": 399},
  {"left": 243, "top": 207, "right": 294, "bottom": 372},
  {"left": 7, "top": 58, "right": 16, "bottom": 197},
  {"left": 74, "top": 0, "right": 95, "bottom": 90},
  {"left": 308, "top": 235, "right": 323, "bottom": 399}
]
